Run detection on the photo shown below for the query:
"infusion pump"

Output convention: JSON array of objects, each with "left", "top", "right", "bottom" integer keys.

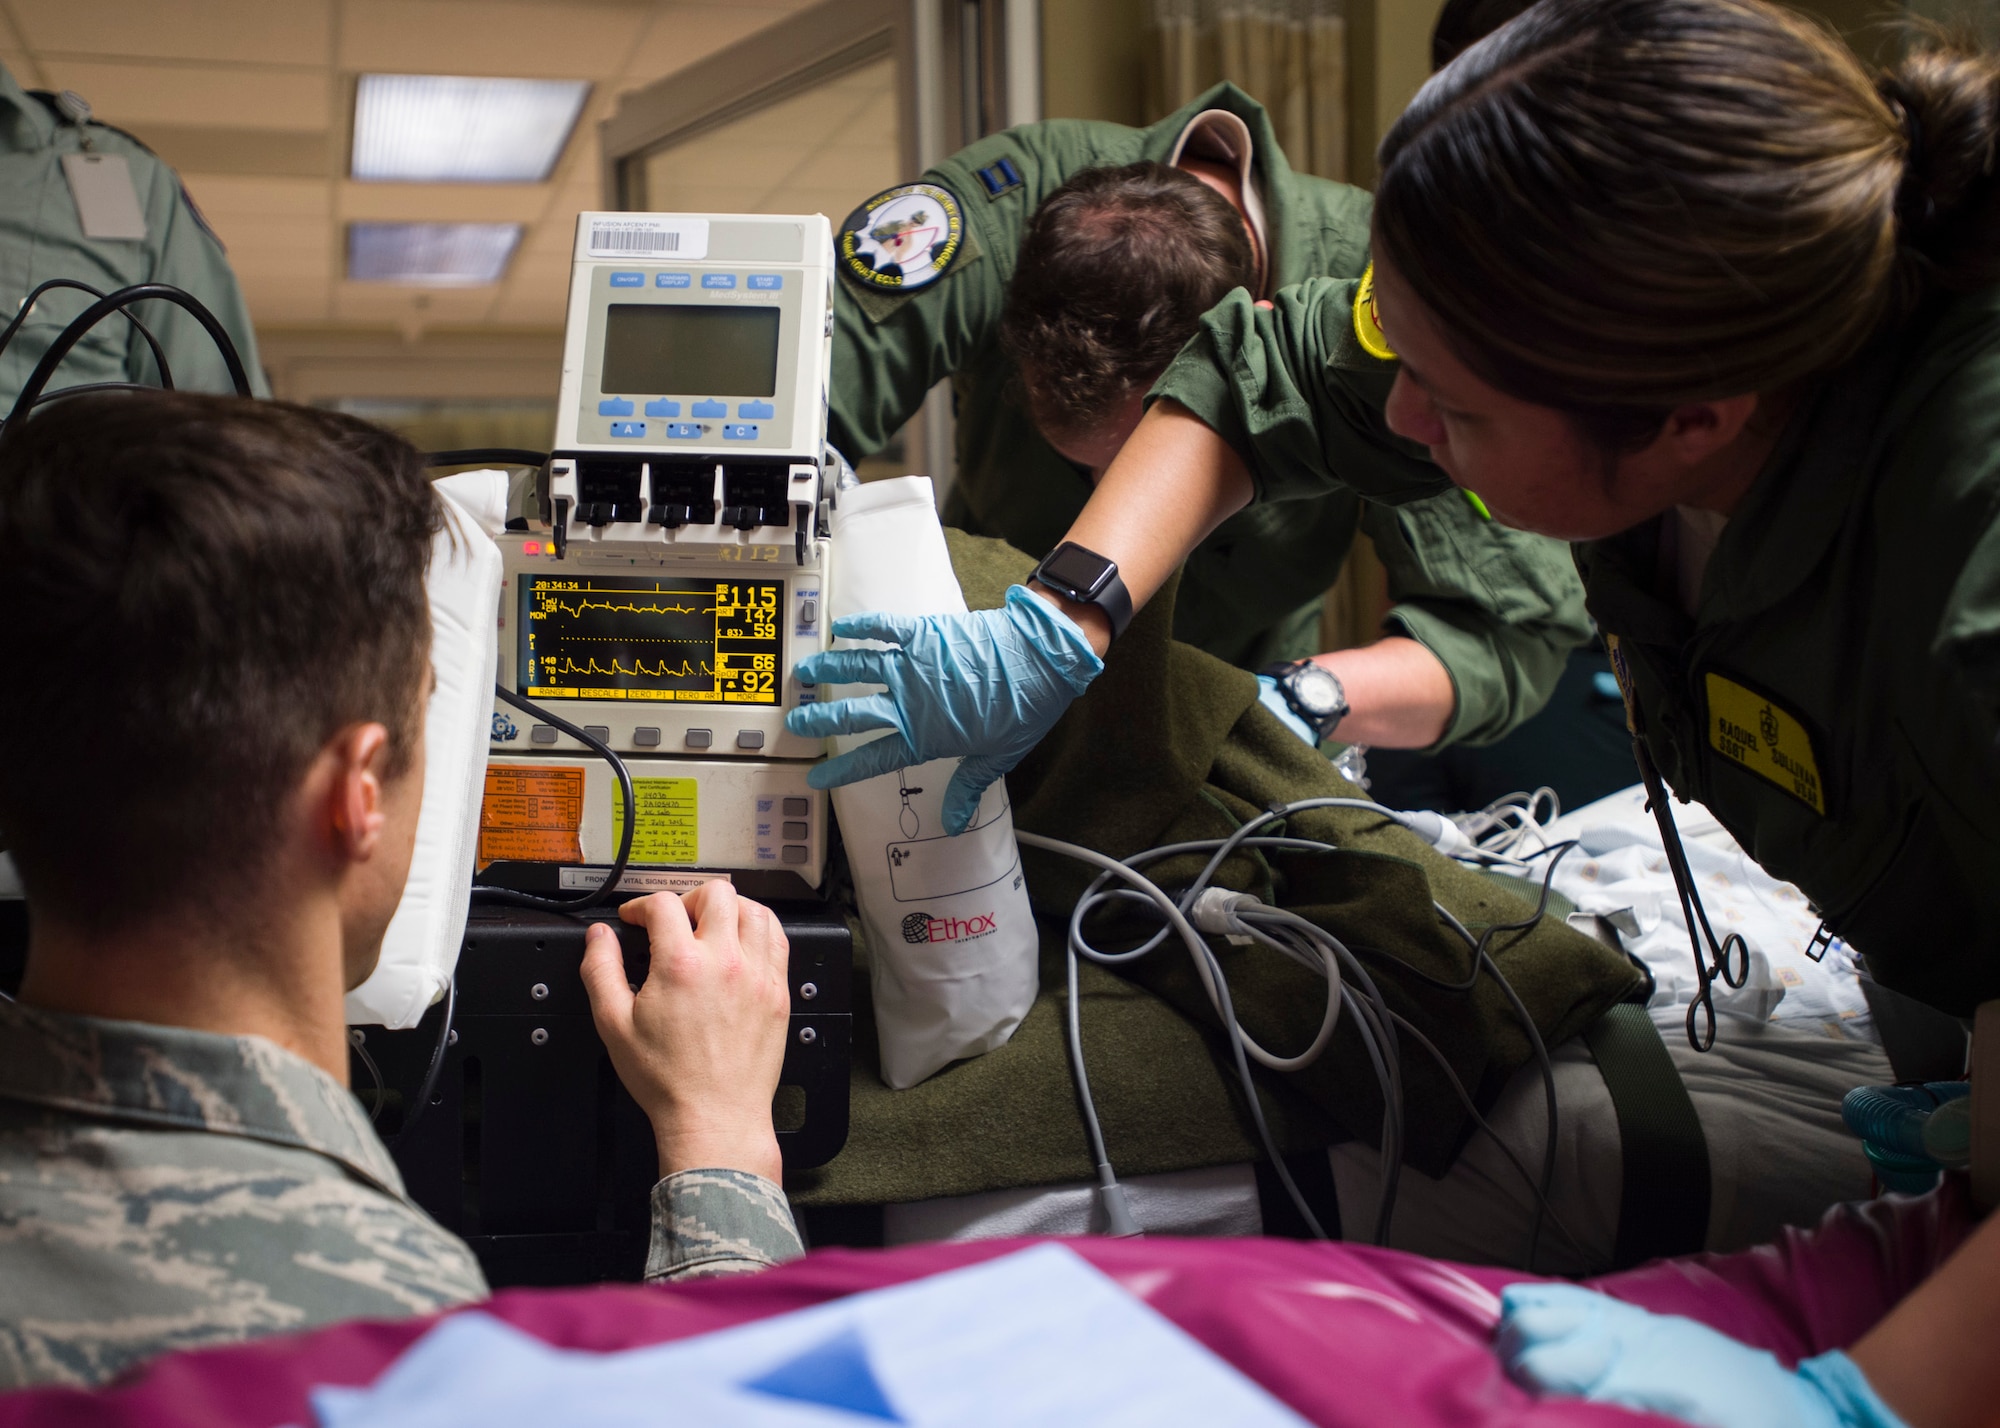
[{"left": 484, "top": 212, "right": 836, "bottom": 900}]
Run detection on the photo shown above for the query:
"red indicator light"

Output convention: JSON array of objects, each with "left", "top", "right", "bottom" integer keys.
[{"left": 522, "top": 541, "right": 541, "bottom": 555}]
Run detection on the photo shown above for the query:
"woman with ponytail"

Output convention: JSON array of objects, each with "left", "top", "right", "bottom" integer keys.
[{"left": 795, "top": 4, "right": 2000, "bottom": 1419}]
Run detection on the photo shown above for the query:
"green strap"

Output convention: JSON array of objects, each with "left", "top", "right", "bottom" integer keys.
[{"left": 1582, "top": 1003, "right": 1711, "bottom": 1268}]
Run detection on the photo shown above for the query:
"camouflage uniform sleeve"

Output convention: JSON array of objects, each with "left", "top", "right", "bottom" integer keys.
[{"left": 643, "top": 1168, "right": 804, "bottom": 1282}]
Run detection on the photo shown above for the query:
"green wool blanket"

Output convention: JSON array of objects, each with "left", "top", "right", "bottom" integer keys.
[{"left": 785, "top": 532, "right": 1640, "bottom": 1206}]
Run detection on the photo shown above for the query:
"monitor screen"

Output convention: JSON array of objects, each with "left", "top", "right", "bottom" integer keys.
[
  {"left": 520, "top": 575, "right": 783, "bottom": 705},
  {"left": 600, "top": 303, "right": 781, "bottom": 398}
]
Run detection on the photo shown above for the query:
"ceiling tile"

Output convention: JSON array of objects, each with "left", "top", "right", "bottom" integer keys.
[
  {"left": 620, "top": 5, "right": 794, "bottom": 82},
  {"left": 487, "top": 287, "right": 570, "bottom": 326},
  {"left": 10, "top": 0, "right": 330, "bottom": 66},
  {"left": 338, "top": 182, "right": 551, "bottom": 224},
  {"left": 240, "top": 285, "right": 333, "bottom": 326},
  {"left": 339, "top": 0, "right": 649, "bottom": 79},
  {"left": 141, "top": 127, "right": 332, "bottom": 178},
  {"left": 333, "top": 282, "right": 499, "bottom": 324},
  {"left": 42, "top": 59, "right": 330, "bottom": 131},
  {"left": 178, "top": 175, "right": 332, "bottom": 220}
]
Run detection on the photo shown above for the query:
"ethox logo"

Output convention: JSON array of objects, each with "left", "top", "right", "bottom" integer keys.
[{"left": 900, "top": 910, "right": 998, "bottom": 944}]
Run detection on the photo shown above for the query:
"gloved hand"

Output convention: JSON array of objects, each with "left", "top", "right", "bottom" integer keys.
[
  {"left": 1256, "top": 674, "right": 1321, "bottom": 747},
  {"left": 786, "top": 585, "right": 1103, "bottom": 834},
  {"left": 1496, "top": 1283, "right": 1909, "bottom": 1428}
]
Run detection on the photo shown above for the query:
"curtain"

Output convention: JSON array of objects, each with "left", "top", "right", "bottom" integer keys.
[{"left": 1144, "top": 0, "right": 1348, "bottom": 182}]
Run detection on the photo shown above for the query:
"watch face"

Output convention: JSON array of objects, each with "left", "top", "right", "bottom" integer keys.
[
  {"left": 1038, "top": 542, "right": 1115, "bottom": 599},
  {"left": 1289, "top": 665, "right": 1346, "bottom": 719}
]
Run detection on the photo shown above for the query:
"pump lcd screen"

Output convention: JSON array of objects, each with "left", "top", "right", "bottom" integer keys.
[
  {"left": 521, "top": 575, "right": 782, "bottom": 704},
  {"left": 600, "top": 303, "right": 780, "bottom": 398}
]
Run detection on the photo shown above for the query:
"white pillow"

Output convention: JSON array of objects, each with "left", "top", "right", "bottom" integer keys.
[{"left": 345, "top": 471, "right": 504, "bottom": 1028}]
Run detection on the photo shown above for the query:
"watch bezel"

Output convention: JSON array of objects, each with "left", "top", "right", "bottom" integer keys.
[
  {"left": 1286, "top": 663, "right": 1346, "bottom": 719},
  {"left": 1035, "top": 541, "right": 1117, "bottom": 602}
]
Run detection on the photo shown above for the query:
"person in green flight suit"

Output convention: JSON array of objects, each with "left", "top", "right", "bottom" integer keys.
[
  {"left": 827, "top": 80, "right": 1589, "bottom": 755},
  {"left": 794, "top": 4, "right": 2000, "bottom": 1423},
  {"left": 0, "top": 64, "right": 267, "bottom": 405}
]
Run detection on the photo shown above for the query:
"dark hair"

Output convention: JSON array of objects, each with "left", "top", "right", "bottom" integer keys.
[
  {"left": 1430, "top": 0, "right": 1540, "bottom": 69},
  {"left": 1001, "top": 161, "right": 1255, "bottom": 441},
  {"left": 0, "top": 392, "right": 440, "bottom": 930},
  {"left": 1375, "top": 0, "right": 2000, "bottom": 448}
]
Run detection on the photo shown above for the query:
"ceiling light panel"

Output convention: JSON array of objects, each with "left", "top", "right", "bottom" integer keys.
[
  {"left": 347, "top": 222, "right": 523, "bottom": 285},
  {"left": 352, "top": 74, "right": 590, "bottom": 183}
]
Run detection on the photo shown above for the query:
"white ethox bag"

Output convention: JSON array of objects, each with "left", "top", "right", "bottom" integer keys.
[{"left": 824, "top": 477, "right": 1039, "bottom": 1088}]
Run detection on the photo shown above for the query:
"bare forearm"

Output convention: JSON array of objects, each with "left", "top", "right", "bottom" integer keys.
[
  {"left": 1312, "top": 636, "right": 1455, "bottom": 748},
  {"left": 1029, "top": 401, "right": 1254, "bottom": 654},
  {"left": 1847, "top": 1201, "right": 2000, "bottom": 1428}
]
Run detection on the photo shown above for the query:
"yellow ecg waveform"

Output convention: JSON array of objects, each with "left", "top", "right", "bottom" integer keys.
[
  {"left": 552, "top": 656, "right": 715, "bottom": 680},
  {"left": 544, "top": 597, "right": 713, "bottom": 619}
]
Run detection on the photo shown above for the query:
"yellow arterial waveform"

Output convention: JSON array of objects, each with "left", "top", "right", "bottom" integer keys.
[
  {"left": 552, "top": 655, "right": 715, "bottom": 680},
  {"left": 543, "top": 597, "right": 717, "bottom": 619}
]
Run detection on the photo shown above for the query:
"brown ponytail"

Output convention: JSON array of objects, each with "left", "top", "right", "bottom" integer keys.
[
  {"left": 1373, "top": 0, "right": 2000, "bottom": 446},
  {"left": 1880, "top": 45, "right": 2000, "bottom": 291}
]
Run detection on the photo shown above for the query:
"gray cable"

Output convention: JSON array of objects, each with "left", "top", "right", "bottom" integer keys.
[
  {"left": 1018, "top": 795, "right": 1569, "bottom": 1257},
  {"left": 1016, "top": 830, "right": 1331, "bottom": 1239}
]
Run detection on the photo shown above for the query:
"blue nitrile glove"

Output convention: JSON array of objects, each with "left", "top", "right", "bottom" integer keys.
[
  {"left": 1256, "top": 674, "right": 1321, "bottom": 747},
  {"left": 786, "top": 585, "right": 1103, "bottom": 834},
  {"left": 1497, "top": 1283, "right": 1909, "bottom": 1428}
]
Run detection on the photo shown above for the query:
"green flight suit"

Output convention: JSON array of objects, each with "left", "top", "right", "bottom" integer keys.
[
  {"left": 1157, "top": 275, "right": 2000, "bottom": 1016},
  {"left": 828, "top": 85, "right": 1590, "bottom": 745},
  {"left": 0, "top": 65, "right": 267, "bottom": 409}
]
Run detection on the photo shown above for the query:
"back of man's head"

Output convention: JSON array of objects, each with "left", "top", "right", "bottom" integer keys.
[
  {"left": 1001, "top": 161, "right": 1254, "bottom": 446},
  {"left": 0, "top": 392, "right": 439, "bottom": 932}
]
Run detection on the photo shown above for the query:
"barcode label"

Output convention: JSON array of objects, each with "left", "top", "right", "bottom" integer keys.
[
  {"left": 584, "top": 216, "right": 708, "bottom": 261},
  {"left": 591, "top": 227, "right": 677, "bottom": 252}
]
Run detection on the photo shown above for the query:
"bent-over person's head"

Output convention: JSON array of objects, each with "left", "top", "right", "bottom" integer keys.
[{"left": 1002, "top": 161, "right": 1256, "bottom": 475}]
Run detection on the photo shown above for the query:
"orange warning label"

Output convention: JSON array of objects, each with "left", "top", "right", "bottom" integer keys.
[{"left": 477, "top": 764, "right": 584, "bottom": 870}]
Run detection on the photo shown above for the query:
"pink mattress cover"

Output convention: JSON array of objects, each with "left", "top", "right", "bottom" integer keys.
[{"left": 0, "top": 1180, "right": 1970, "bottom": 1427}]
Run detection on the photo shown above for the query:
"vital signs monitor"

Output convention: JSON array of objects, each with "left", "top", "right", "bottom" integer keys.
[{"left": 482, "top": 212, "right": 836, "bottom": 899}]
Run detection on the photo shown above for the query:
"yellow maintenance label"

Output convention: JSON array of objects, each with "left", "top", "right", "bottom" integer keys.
[
  {"left": 611, "top": 777, "right": 700, "bottom": 864},
  {"left": 1705, "top": 672, "right": 1827, "bottom": 816}
]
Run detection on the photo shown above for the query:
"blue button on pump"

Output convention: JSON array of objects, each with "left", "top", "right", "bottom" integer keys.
[
  {"left": 701, "top": 273, "right": 736, "bottom": 289},
  {"left": 664, "top": 422, "right": 702, "bottom": 439},
  {"left": 644, "top": 399, "right": 681, "bottom": 417},
  {"left": 691, "top": 399, "right": 726, "bottom": 418},
  {"left": 597, "top": 398, "right": 634, "bottom": 416},
  {"left": 738, "top": 401, "right": 775, "bottom": 419},
  {"left": 656, "top": 272, "right": 691, "bottom": 288},
  {"left": 723, "top": 423, "right": 759, "bottom": 440},
  {"left": 748, "top": 274, "right": 783, "bottom": 290},
  {"left": 609, "top": 272, "right": 644, "bottom": 287},
  {"left": 609, "top": 421, "right": 646, "bottom": 438}
]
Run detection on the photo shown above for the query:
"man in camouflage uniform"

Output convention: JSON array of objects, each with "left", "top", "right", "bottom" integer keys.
[{"left": 0, "top": 394, "right": 803, "bottom": 1391}]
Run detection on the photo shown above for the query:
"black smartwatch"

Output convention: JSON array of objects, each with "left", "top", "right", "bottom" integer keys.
[
  {"left": 1260, "top": 658, "right": 1349, "bottom": 741},
  {"left": 1031, "top": 541, "right": 1134, "bottom": 641}
]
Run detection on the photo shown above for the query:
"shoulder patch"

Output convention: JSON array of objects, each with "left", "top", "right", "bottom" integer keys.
[
  {"left": 838, "top": 183, "right": 967, "bottom": 295},
  {"left": 975, "top": 157, "right": 1024, "bottom": 199},
  {"left": 1702, "top": 669, "right": 1829, "bottom": 816},
  {"left": 1353, "top": 263, "right": 1397, "bottom": 362}
]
